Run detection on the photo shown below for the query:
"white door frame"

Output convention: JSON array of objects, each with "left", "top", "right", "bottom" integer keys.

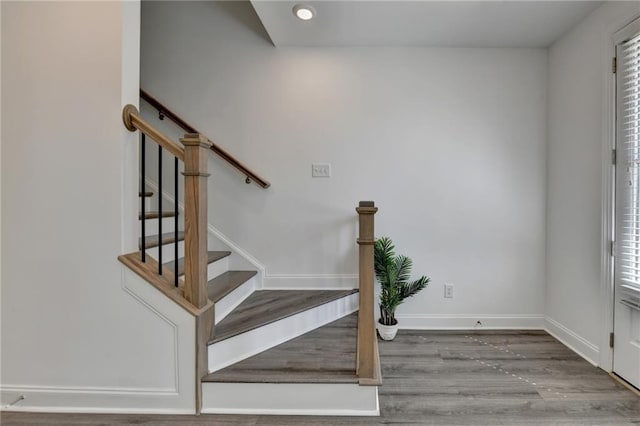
[{"left": 601, "top": 12, "right": 640, "bottom": 372}]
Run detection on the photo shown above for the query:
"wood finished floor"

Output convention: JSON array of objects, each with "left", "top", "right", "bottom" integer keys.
[
  {"left": 3, "top": 329, "right": 639, "bottom": 425},
  {"left": 204, "top": 313, "right": 358, "bottom": 384}
]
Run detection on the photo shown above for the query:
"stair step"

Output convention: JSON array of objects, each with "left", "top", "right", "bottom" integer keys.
[
  {"left": 203, "top": 313, "right": 358, "bottom": 384},
  {"left": 208, "top": 271, "right": 257, "bottom": 303},
  {"left": 139, "top": 231, "right": 185, "bottom": 250},
  {"left": 139, "top": 211, "right": 177, "bottom": 220},
  {"left": 210, "top": 289, "right": 358, "bottom": 344},
  {"left": 139, "top": 191, "right": 153, "bottom": 197},
  {"left": 164, "top": 251, "right": 231, "bottom": 277}
]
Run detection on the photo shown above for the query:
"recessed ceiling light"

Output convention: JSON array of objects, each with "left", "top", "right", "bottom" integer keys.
[{"left": 293, "top": 4, "right": 315, "bottom": 21}]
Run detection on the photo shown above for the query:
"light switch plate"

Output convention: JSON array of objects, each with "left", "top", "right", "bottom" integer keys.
[
  {"left": 312, "top": 163, "right": 331, "bottom": 178},
  {"left": 444, "top": 284, "right": 454, "bottom": 299}
]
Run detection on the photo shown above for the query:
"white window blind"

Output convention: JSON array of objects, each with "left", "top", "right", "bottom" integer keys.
[{"left": 618, "top": 32, "right": 640, "bottom": 287}]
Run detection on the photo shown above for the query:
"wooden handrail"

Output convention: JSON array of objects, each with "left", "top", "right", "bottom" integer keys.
[
  {"left": 139, "top": 89, "right": 271, "bottom": 189},
  {"left": 122, "top": 104, "right": 184, "bottom": 161},
  {"left": 356, "top": 201, "right": 381, "bottom": 386}
]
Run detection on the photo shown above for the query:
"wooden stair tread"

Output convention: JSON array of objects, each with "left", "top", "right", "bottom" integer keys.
[
  {"left": 203, "top": 313, "right": 358, "bottom": 384},
  {"left": 139, "top": 191, "right": 153, "bottom": 197},
  {"left": 208, "top": 270, "right": 257, "bottom": 303},
  {"left": 139, "top": 232, "right": 185, "bottom": 249},
  {"left": 164, "top": 251, "right": 231, "bottom": 277},
  {"left": 139, "top": 211, "right": 177, "bottom": 220},
  {"left": 209, "top": 289, "right": 358, "bottom": 344}
]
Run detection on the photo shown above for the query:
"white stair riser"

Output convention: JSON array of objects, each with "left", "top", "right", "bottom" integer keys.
[
  {"left": 144, "top": 241, "right": 185, "bottom": 263},
  {"left": 144, "top": 247, "right": 228, "bottom": 281},
  {"left": 206, "top": 258, "right": 229, "bottom": 282},
  {"left": 201, "top": 383, "right": 379, "bottom": 416},
  {"left": 208, "top": 292, "right": 358, "bottom": 373},
  {"left": 142, "top": 196, "right": 152, "bottom": 211},
  {"left": 140, "top": 217, "right": 181, "bottom": 234},
  {"left": 214, "top": 276, "right": 257, "bottom": 325},
  {"left": 165, "top": 257, "right": 230, "bottom": 282}
]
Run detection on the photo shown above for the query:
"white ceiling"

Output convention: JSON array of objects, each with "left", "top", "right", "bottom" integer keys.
[{"left": 250, "top": 1, "right": 603, "bottom": 48}]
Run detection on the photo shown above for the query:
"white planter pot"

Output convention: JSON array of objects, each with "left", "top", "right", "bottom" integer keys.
[{"left": 376, "top": 321, "right": 399, "bottom": 340}]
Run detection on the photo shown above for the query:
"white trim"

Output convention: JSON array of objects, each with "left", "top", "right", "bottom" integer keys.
[
  {"left": 201, "top": 382, "right": 379, "bottom": 416},
  {"left": 120, "top": 0, "right": 141, "bottom": 255},
  {"left": 264, "top": 274, "right": 358, "bottom": 290},
  {"left": 601, "top": 9, "right": 640, "bottom": 372},
  {"left": 0, "top": 384, "right": 178, "bottom": 397},
  {"left": 121, "top": 270, "right": 180, "bottom": 393},
  {"left": 0, "top": 384, "right": 194, "bottom": 414},
  {"left": 544, "top": 317, "right": 599, "bottom": 366},
  {"left": 395, "top": 314, "right": 544, "bottom": 330},
  {"left": 208, "top": 293, "right": 358, "bottom": 372},
  {"left": 2, "top": 406, "right": 195, "bottom": 415},
  {"left": 1, "top": 407, "right": 194, "bottom": 415}
]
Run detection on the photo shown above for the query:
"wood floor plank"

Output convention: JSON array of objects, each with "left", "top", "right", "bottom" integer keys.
[
  {"left": 209, "top": 289, "right": 358, "bottom": 344},
  {"left": 3, "top": 329, "right": 639, "bottom": 425}
]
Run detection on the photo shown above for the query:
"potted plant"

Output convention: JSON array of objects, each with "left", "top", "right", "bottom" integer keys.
[{"left": 374, "top": 237, "right": 430, "bottom": 340}]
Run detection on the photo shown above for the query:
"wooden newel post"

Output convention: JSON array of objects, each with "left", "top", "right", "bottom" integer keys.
[
  {"left": 180, "top": 133, "right": 212, "bottom": 308},
  {"left": 181, "top": 133, "right": 214, "bottom": 413},
  {"left": 356, "top": 201, "right": 378, "bottom": 381}
]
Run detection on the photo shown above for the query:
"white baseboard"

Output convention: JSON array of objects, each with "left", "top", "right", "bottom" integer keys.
[
  {"left": 395, "top": 314, "right": 545, "bottom": 330},
  {"left": 201, "top": 383, "right": 379, "bottom": 416},
  {"left": 263, "top": 274, "right": 358, "bottom": 290},
  {"left": 208, "top": 292, "right": 358, "bottom": 372},
  {"left": 0, "top": 385, "right": 194, "bottom": 414},
  {"left": 544, "top": 316, "right": 600, "bottom": 366}
]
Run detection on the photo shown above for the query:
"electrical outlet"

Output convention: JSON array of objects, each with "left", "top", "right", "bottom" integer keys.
[
  {"left": 444, "top": 284, "right": 454, "bottom": 299},
  {"left": 312, "top": 163, "right": 331, "bottom": 178}
]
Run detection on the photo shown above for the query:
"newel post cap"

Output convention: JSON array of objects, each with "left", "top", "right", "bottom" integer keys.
[
  {"left": 356, "top": 200, "right": 378, "bottom": 214},
  {"left": 180, "top": 133, "right": 213, "bottom": 149}
]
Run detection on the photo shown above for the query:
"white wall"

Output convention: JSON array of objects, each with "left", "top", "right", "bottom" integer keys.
[
  {"left": 141, "top": 1, "right": 548, "bottom": 328},
  {"left": 546, "top": 1, "right": 640, "bottom": 366},
  {"left": 1, "top": 1, "right": 196, "bottom": 413}
]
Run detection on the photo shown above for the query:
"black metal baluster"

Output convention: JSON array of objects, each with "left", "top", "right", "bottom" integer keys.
[
  {"left": 141, "top": 134, "right": 146, "bottom": 262},
  {"left": 158, "top": 146, "right": 163, "bottom": 275},
  {"left": 174, "top": 157, "right": 179, "bottom": 287}
]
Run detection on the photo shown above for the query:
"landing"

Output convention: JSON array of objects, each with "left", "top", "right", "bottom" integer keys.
[{"left": 203, "top": 313, "right": 358, "bottom": 384}]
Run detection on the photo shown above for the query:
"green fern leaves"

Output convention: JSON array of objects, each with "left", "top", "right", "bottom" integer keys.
[{"left": 374, "top": 237, "right": 430, "bottom": 326}]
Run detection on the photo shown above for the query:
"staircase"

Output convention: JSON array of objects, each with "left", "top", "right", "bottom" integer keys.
[{"left": 118, "top": 93, "right": 380, "bottom": 416}]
